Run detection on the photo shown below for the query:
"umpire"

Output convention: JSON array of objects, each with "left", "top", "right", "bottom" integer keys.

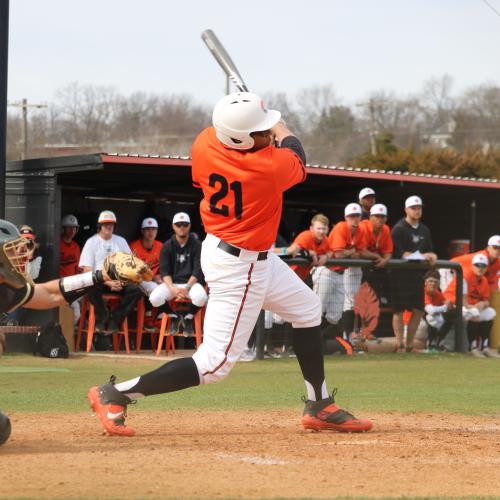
[{"left": 390, "top": 196, "right": 437, "bottom": 352}]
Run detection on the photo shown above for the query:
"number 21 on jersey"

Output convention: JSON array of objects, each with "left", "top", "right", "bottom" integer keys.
[{"left": 209, "top": 173, "right": 243, "bottom": 220}]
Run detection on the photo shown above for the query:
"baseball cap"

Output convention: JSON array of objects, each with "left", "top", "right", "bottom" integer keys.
[
  {"left": 487, "top": 235, "right": 500, "bottom": 247},
  {"left": 405, "top": 196, "right": 422, "bottom": 208},
  {"left": 141, "top": 217, "right": 159, "bottom": 229},
  {"left": 98, "top": 210, "right": 117, "bottom": 224},
  {"left": 19, "top": 225, "right": 35, "bottom": 240},
  {"left": 370, "top": 203, "right": 388, "bottom": 216},
  {"left": 359, "top": 187, "right": 375, "bottom": 200},
  {"left": 172, "top": 212, "right": 191, "bottom": 224},
  {"left": 344, "top": 203, "right": 362, "bottom": 217},
  {"left": 472, "top": 253, "right": 489, "bottom": 267}
]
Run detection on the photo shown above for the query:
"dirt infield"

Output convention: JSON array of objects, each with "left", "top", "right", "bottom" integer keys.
[{"left": 2, "top": 410, "right": 500, "bottom": 499}]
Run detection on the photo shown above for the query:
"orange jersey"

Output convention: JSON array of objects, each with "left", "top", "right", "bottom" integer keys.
[
  {"left": 59, "top": 239, "right": 80, "bottom": 277},
  {"left": 444, "top": 268, "right": 490, "bottom": 305},
  {"left": 328, "top": 222, "right": 367, "bottom": 252},
  {"left": 452, "top": 250, "right": 500, "bottom": 291},
  {"left": 425, "top": 288, "right": 445, "bottom": 307},
  {"left": 328, "top": 222, "right": 366, "bottom": 272},
  {"left": 290, "top": 230, "right": 329, "bottom": 281},
  {"left": 130, "top": 239, "right": 163, "bottom": 276},
  {"left": 359, "top": 220, "right": 393, "bottom": 255},
  {"left": 191, "top": 127, "right": 306, "bottom": 251},
  {"left": 293, "top": 230, "right": 330, "bottom": 256}
]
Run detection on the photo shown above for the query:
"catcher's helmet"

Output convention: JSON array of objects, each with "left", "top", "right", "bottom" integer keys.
[
  {"left": 61, "top": 214, "right": 79, "bottom": 228},
  {"left": 0, "top": 219, "right": 31, "bottom": 282},
  {"left": 0, "top": 411, "right": 11, "bottom": 446},
  {"left": 212, "top": 92, "right": 281, "bottom": 150}
]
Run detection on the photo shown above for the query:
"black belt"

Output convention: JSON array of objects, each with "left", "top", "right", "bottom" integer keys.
[{"left": 218, "top": 240, "right": 268, "bottom": 261}]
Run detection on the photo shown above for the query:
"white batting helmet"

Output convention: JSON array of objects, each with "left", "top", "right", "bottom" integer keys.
[
  {"left": 212, "top": 92, "right": 281, "bottom": 150},
  {"left": 61, "top": 214, "right": 79, "bottom": 228}
]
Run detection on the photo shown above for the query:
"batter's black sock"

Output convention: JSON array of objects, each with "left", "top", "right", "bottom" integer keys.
[
  {"left": 114, "top": 357, "right": 200, "bottom": 398},
  {"left": 293, "top": 325, "right": 327, "bottom": 401}
]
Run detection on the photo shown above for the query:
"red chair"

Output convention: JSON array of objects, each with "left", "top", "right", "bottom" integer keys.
[
  {"left": 156, "top": 300, "right": 204, "bottom": 356},
  {"left": 134, "top": 297, "right": 159, "bottom": 353},
  {"left": 76, "top": 295, "right": 131, "bottom": 353}
]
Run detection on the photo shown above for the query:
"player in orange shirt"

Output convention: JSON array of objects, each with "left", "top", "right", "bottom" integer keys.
[
  {"left": 288, "top": 213, "right": 340, "bottom": 327},
  {"left": 423, "top": 270, "right": 454, "bottom": 351},
  {"left": 130, "top": 217, "right": 164, "bottom": 328},
  {"left": 444, "top": 253, "right": 497, "bottom": 357},
  {"left": 328, "top": 203, "right": 370, "bottom": 338},
  {"left": 87, "top": 91, "right": 372, "bottom": 437},
  {"left": 449, "top": 235, "right": 500, "bottom": 292},
  {"left": 59, "top": 214, "right": 81, "bottom": 277},
  {"left": 60, "top": 214, "right": 82, "bottom": 324},
  {"left": 129, "top": 218, "right": 163, "bottom": 281},
  {"left": 287, "top": 213, "right": 331, "bottom": 282},
  {"left": 359, "top": 203, "right": 393, "bottom": 308}
]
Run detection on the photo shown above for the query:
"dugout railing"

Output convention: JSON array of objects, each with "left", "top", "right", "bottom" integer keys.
[{"left": 254, "top": 259, "right": 464, "bottom": 359}]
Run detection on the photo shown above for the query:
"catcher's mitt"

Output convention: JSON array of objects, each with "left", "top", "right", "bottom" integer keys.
[{"left": 103, "top": 252, "right": 153, "bottom": 285}]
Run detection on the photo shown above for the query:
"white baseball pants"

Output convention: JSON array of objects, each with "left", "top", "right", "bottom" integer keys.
[
  {"left": 149, "top": 282, "right": 208, "bottom": 308},
  {"left": 311, "top": 266, "right": 344, "bottom": 324},
  {"left": 343, "top": 267, "right": 362, "bottom": 310},
  {"left": 192, "top": 234, "right": 321, "bottom": 385}
]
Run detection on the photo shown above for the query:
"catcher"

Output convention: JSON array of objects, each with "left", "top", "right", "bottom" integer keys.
[{"left": 0, "top": 218, "right": 153, "bottom": 445}]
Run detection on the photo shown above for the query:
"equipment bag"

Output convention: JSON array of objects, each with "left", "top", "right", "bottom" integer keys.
[{"left": 34, "top": 322, "right": 69, "bottom": 358}]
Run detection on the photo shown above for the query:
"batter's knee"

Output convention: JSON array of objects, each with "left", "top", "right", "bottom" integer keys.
[
  {"left": 192, "top": 344, "right": 237, "bottom": 385},
  {"left": 291, "top": 293, "right": 322, "bottom": 328}
]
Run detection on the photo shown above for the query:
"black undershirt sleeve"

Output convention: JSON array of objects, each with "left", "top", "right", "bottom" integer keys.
[{"left": 281, "top": 136, "right": 306, "bottom": 165}]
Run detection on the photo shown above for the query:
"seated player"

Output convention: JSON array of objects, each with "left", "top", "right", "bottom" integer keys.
[
  {"left": 79, "top": 211, "right": 143, "bottom": 343},
  {"left": 444, "top": 253, "right": 497, "bottom": 357},
  {"left": 149, "top": 213, "right": 207, "bottom": 336},
  {"left": 423, "top": 270, "right": 454, "bottom": 351}
]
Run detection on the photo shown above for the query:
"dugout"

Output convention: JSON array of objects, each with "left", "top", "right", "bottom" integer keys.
[
  {"left": 6, "top": 152, "right": 500, "bottom": 287},
  {"left": 4, "top": 153, "right": 499, "bottom": 334}
]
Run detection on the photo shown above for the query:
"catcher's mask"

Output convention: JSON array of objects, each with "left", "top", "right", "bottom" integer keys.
[{"left": 0, "top": 219, "right": 31, "bottom": 286}]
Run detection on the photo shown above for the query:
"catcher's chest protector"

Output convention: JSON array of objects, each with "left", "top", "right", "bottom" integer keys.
[{"left": 0, "top": 282, "right": 34, "bottom": 313}]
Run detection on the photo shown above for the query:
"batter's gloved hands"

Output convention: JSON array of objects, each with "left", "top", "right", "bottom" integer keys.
[{"left": 103, "top": 252, "right": 153, "bottom": 285}]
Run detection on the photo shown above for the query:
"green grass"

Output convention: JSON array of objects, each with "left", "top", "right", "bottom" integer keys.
[{"left": 1, "top": 352, "right": 500, "bottom": 415}]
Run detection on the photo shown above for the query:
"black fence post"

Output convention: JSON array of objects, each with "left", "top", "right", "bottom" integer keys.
[
  {"left": 0, "top": 0, "right": 9, "bottom": 219},
  {"left": 453, "top": 264, "right": 467, "bottom": 353}
]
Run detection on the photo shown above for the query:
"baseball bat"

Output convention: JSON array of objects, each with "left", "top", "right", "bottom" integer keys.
[{"left": 201, "top": 29, "right": 249, "bottom": 93}]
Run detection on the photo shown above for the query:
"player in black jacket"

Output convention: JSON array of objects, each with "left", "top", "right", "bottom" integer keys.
[
  {"left": 390, "top": 196, "right": 437, "bottom": 352},
  {"left": 149, "top": 213, "right": 207, "bottom": 335}
]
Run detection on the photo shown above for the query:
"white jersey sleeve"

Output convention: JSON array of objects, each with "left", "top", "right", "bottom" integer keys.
[{"left": 79, "top": 235, "right": 97, "bottom": 270}]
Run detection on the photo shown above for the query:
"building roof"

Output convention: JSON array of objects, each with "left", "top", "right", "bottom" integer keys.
[{"left": 102, "top": 153, "right": 500, "bottom": 190}]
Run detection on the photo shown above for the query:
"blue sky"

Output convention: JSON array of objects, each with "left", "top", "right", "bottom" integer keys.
[{"left": 7, "top": 0, "right": 500, "bottom": 107}]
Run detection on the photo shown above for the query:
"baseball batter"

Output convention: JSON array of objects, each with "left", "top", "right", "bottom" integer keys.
[{"left": 88, "top": 92, "right": 373, "bottom": 437}]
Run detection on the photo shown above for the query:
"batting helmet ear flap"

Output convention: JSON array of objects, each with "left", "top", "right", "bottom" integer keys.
[{"left": 214, "top": 129, "right": 255, "bottom": 150}]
